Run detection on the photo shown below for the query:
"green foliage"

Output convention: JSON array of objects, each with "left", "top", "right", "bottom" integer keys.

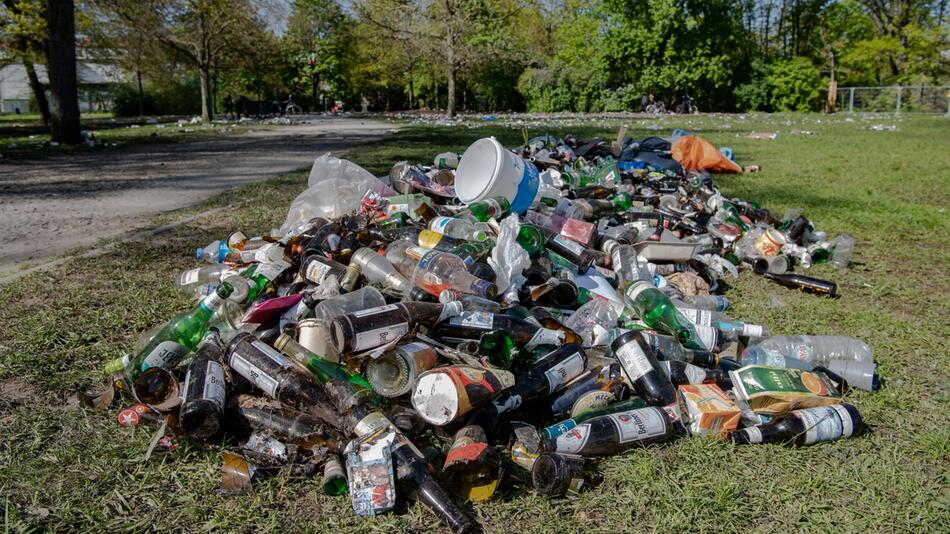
[
  {"left": 734, "top": 59, "right": 772, "bottom": 112},
  {"left": 111, "top": 78, "right": 201, "bottom": 117},
  {"left": 767, "top": 57, "right": 821, "bottom": 112}
]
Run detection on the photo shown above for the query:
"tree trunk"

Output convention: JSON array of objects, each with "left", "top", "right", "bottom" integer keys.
[
  {"left": 445, "top": 29, "right": 456, "bottom": 117},
  {"left": 136, "top": 69, "right": 144, "bottom": 117},
  {"left": 23, "top": 61, "right": 51, "bottom": 125},
  {"left": 198, "top": 64, "right": 213, "bottom": 122},
  {"left": 46, "top": 0, "right": 81, "bottom": 144}
]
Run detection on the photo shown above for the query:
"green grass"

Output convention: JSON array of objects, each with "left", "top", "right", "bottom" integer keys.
[{"left": 1, "top": 113, "right": 948, "bottom": 532}]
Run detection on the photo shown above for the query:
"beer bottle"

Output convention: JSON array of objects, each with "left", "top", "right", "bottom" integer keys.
[
  {"left": 541, "top": 397, "right": 647, "bottom": 439},
  {"left": 451, "top": 240, "right": 495, "bottom": 265},
  {"left": 624, "top": 281, "right": 719, "bottom": 351},
  {"left": 226, "top": 333, "right": 339, "bottom": 426},
  {"left": 441, "top": 425, "right": 502, "bottom": 502},
  {"left": 329, "top": 301, "right": 463, "bottom": 354},
  {"left": 730, "top": 404, "right": 863, "bottom": 446},
  {"left": 549, "top": 364, "right": 625, "bottom": 419},
  {"left": 272, "top": 333, "right": 377, "bottom": 401},
  {"left": 568, "top": 185, "right": 615, "bottom": 199},
  {"left": 349, "top": 247, "right": 432, "bottom": 302},
  {"left": 530, "top": 269, "right": 580, "bottom": 308},
  {"left": 365, "top": 341, "right": 440, "bottom": 398},
  {"left": 121, "top": 282, "right": 235, "bottom": 380},
  {"left": 516, "top": 223, "right": 547, "bottom": 256},
  {"left": 411, "top": 365, "right": 515, "bottom": 426},
  {"left": 229, "top": 396, "right": 345, "bottom": 450},
  {"left": 531, "top": 452, "right": 595, "bottom": 497},
  {"left": 760, "top": 272, "right": 838, "bottom": 298},
  {"left": 461, "top": 196, "right": 510, "bottom": 222},
  {"left": 430, "top": 310, "right": 566, "bottom": 350},
  {"left": 610, "top": 330, "right": 677, "bottom": 406},
  {"left": 546, "top": 235, "right": 598, "bottom": 272},
  {"left": 658, "top": 360, "right": 724, "bottom": 385},
  {"left": 524, "top": 255, "right": 554, "bottom": 286},
  {"left": 180, "top": 329, "right": 228, "bottom": 440},
  {"left": 540, "top": 406, "right": 675, "bottom": 457},
  {"left": 489, "top": 344, "right": 588, "bottom": 416}
]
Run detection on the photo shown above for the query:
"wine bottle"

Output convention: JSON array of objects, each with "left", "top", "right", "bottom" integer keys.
[
  {"left": 546, "top": 235, "right": 598, "bottom": 272},
  {"left": 730, "top": 404, "right": 863, "bottom": 446},
  {"left": 329, "top": 301, "right": 462, "bottom": 354},
  {"left": 429, "top": 310, "right": 566, "bottom": 349},
  {"left": 540, "top": 406, "right": 675, "bottom": 456},
  {"left": 623, "top": 281, "right": 719, "bottom": 351},
  {"left": 548, "top": 364, "right": 625, "bottom": 419},
  {"left": 610, "top": 330, "right": 677, "bottom": 406}
]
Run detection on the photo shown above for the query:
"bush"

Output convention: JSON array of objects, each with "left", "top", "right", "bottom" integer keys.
[
  {"left": 112, "top": 78, "right": 202, "bottom": 117},
  {"left": 767, "top": 57, "right": 821, "bottom": 112},
  {"left": 734, "top": 59, "right": 772, "bottom": 111}
]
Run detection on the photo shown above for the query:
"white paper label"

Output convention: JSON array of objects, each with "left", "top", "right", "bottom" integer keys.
[
  {"left": 679, "top": 308, "right": 712, "bottom": 326},
  {"left": 180, "top": 268, "right": 201, "bottom": 286},
  {"left": 430, "top": 216, "right": 453, "bottom": 232},
  {"left": 526, "top": 328, "right": 564, "bottom": 349},
  {"left": 305, "top": 260, "right": 333, "bottom": 284},
  {"left": 744, "top": 426, "right": 763, "bottom": 444},
  {"left": 682, "top": 362, "right": 706, "bottom": 384},
  {"left": 142, "top": 340, "right": 188, "bottom": 370},
  {"left": 609, "top": 408, "right": 668, "bottom": 443},
  {"left": 251, "top": 340, "right": 291, "bottom": 369},
  {"left": 451, "top": 310, "right": 494, "bottom": 330},
  {"left": 202, "top": 360, "right": 227, "bottom": 410},
  {"left": 353, "top": 323, "right": 409, "bottom": 352},
  {"left": 693, "top": 324, "right": 718, "bottom": 351},
  {"left": 229, "top": 353, "right": 279, "bottom": 397},
  {"left": 254, "top": 260, "right": 290, "bottom": 281},
  {"left": 553, "top": 235, "right": 586, "bottom": 256},
  {"left": 616, "top": 341, "right": 654, "bottom": 382},
  {"left": 799, "top": 405, "right": 852, "bottom": 445},
  {"left": 555, "top": 424, "right": 592, "bottom": 454},
  {"left": 742, "top": 324, "right": 765, "bottom": 338},
  {"left": 544, "top": 352, "right": 586, "bottom": 393},
  {"left": 352, "top": 303, "right": 399, "bottom": 318}
]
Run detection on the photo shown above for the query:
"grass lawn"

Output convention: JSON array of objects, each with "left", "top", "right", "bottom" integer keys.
[{"left": 0, "top": 113, "right": 947, "bottom": 532}]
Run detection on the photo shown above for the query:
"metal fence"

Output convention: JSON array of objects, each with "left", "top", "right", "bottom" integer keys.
[{"left": 827, "top": 85, "right": 950, "bottom": 114}]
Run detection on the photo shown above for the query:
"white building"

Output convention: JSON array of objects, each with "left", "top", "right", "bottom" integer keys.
[{"left": 0, "top": 62, "right": 123, "bottom": 113}]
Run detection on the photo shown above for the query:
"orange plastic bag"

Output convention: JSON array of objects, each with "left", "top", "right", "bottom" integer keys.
[{"left": 671, "top": 135, "right": 742, "bottom": 174}]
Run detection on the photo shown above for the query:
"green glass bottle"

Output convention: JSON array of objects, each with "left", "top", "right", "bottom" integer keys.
[
  {"left": 465, "top": 196, "right": 510, "bottom": 222},
  {"left": 241, "top": 260, "right": 290, "bottom": 302},
  {"left": 623, "top": 281, "right": 718, "bottom": 351},
  {"left": 452, "top": 240, "right": 495, "bottom": 266},
  {"left": 117, "top": 283, "right": 234, "bottom": 380},
  {"left": 610, "top": 192, "right": 633, "bottom": 211},
  {"left": 589, "top": 158, "right": 619, "bottom": 186},
  {"left": 516, "top": 223, "right": 546, "bottom": 256},
  {"left": 273, "top": 334, "right": 380, "bottom": 404}
]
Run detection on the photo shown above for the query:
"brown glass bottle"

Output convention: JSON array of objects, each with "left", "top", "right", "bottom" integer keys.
[
  {"left": 610, "top": 330, "right": 677, "bottom": 406},
  {"left": 761, "top": 272, "right": 838, "bottom": 297},
  {"left": 329, "top": 301, "right": 462, "bottom": 354},
  {"left": 546, "top": 235, "right": 598, "bottom": 272}
]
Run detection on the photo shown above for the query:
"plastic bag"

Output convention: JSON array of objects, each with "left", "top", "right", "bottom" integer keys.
[
  {"left": 488, "top": 214, "right": 531, "bottom": 298},
  {"left": 280, "top": 154, "right": 397, "bottom": 236},
  {"left": 564, "top": 296, "right": 621, "bottom": 347}
]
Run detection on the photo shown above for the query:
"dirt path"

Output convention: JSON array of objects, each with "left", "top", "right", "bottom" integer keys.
[{"left": 0, "top": 116, "right": 398, "bottom": 276}]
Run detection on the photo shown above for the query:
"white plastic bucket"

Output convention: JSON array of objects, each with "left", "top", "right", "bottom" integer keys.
[{"left": 455, "top": 137, "right": 539, "bottom": 214}]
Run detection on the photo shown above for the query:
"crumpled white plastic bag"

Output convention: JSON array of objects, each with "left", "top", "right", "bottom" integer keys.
[
  {"left": 279, "top": 153, "right": 397, "bottom": 236},
  {"left": 488, "top": 213, "right": 531, "bottom": 296}
]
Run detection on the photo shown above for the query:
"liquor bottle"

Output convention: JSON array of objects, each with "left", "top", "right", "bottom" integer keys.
[
  {"left": 175, "top": 264, "right": 240, "bottom": 297},
  {"left": 240, "top": 260, "right": 291, "bottom": 302},
  {"left": 530, "top": 269, "right": 579, "bottom": 308},
  {"left": 540, "top": 406, "right": 675, "bottom": 457},
  {"left": 349, "top": 247, "right": 432, "bottom": 302},
  {"left": 116, "top": 283, "right": 235, "bottom": 380},
  {"left": 760, "top": 272, "right": 838, "bottom": 297},
  {"left": 548, "top": 364, "right": 625, "bottom": 419},
  {"left": 411, "top": 365, "right": 515, "bottom": 426},
  {"left": 460, "top": 196, "right": 510, "bottom": 222},
  {"left": 623, "top": 281, "right": 719, "bottom": 351},
  {"left": 273, "top": 333, "right": 377, "bottom": 401},
  {"left": 179, "top": 329, "right": 228, "bottom": 440},
  {"left": 405, "top": 247, "right": 497, "bottom": 299},
  {"left": 418, "top": 229, "right": 465, "bottom": 252},
  {"left": 610, "top": 330, "right": 677, "bottom": 406},
  {"left": 730, "top": 404, "right": 863, "bottom": 446},
  {"left": 439, "top": 290, "right": 502, "bottom": 313},
  {"left": 639, "top": 331, "right": 718, "bottom": 368},
  {"left": 516, "top": 223, "right": 547, "bottom": 256},
  {"left": 429, "top": 310, "right": 565, "bottom": 350},
  {"left": 488, "top": 344, "right": 588, "bottom": 416},
  {"left": 226, "top": 333, "right": 339, "bottom": 425},
  {"left": 541, "top": 397, "right": 647, "bottom": 439},
  {"left": 428, "top": 216, "right": 489, "bottom": 242},
  {"left": 329, "top": 301, "right": 463, "bottom": 354},
  {"left": 673, "top": 304, "right": 767, "bottom": 338},
  {"left": 658, "top": 360, "right": 725, "bottom": 385},
  {"left": 545, "top": 234, "right": 598, "bottom": 272},
  {"left": 298, "top": 254, "right": 358, "bottom": 292},
  {"left": 365, "top": 341, "right": 439, "bottom": 398}
]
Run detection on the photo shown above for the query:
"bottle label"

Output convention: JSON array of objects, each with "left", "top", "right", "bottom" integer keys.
[
  {"left": 417, "top": 230, "right": 444, "bottom": 249},
  {"left": 305, "top": 260, "right": 333, "bottom": 284},
  {"left": 797, "top": 405, "right": 853, "bottom": 445},
  {"left": 679, "top": 308, "right": 712, "bottom": 326},
  {"left": 405, "top": 246, "right": 430, "bottom": 260},
  {"left": 353, "top": 323, "right": 410, "bottom": 352},
  {"left": 142, "top": 341, "right": 188, "bottom": 370},
  {"left": 544, "top": 419, "right": 577, "bottom": 439},
  {"left": 553, "top": 235, "right": 586, "bottom": 256},
  {"left": 417, "top": 249, "right": 442, "bottom": 270},
  {"left": 526, "top": 328, "right": 564, "bottom": 349},
  {"left": 544, "top": 351, "right": 586, "bottom": 393},
  {"left": 203, "top": 360, "right": 227, "bottom": 410},
  {"left": 229, "top": 353, "right": 279, "bottom": 397},
  {"left": 180, "top": 268, "right": 201, "bottom": 286},
  {"left": 744, "top": 426, "right": 763, "bottom": 444},
  {"left": 609, "top": 408, "right": 667, "bottom": 443},
  {"left": 742, "top": 324, "right": 765, "bottom": 338},
  {"left": 791, "top": 343, "right": 816, "bottom": 364},
  {"left": 450, "top": 311, "right": 494, "bottom": 330},
  {"left": 624, "top": 281, "right": 652, "bottom": 303},
  {"left": 616, "top": 341, "right": 653, "bottom": 382},
  {"left": 554, "top": 424, "right": 592, "bottom": 454},
  {"left": 430, "top": 216, "right": 453, "bottom": 232},
  {"left": 200, "top": 291, "right": 224, "bottom": 312},
  {"left": 254, "top": 260, "right": 290, "bottom": 282},
  {"left": 692, "top": 324, "right": 718, "bottom": 351},
  {"left": 682, "top": 362, "right": 706, "bottom": 384},
  {"left": 250, "top": 340, "right": 291, "bottom": 369},
  {"left": 354, "top": 411, "right": 392, "bottom": 439},
  {"left": 352, "top": 303, "right": 399, "bottom": 318}
]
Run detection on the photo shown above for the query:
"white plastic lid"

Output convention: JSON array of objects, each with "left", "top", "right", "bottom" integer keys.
[
  {"left": 411, "top": 372, "right": 460, "bottom": 426},
  {"left": 455, "top": 138, "right": 504, "bottom": 203}
]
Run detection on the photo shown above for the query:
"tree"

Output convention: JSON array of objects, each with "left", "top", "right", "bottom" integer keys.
[
  {"left": 283, "top": 0, "right": 349, "bottom": 111},
  {"left": 0, "top": 0, "right": 51, "bottom": 123},
  {"left": 46, "top": 0, "right": 80, "bottom": 142}
]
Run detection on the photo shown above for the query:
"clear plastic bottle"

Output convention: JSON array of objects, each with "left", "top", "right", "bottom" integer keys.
[
  {"left": 428, "top": 216, "right": 490, "bottom": 242},
  {"left": 739, "top": 347, "right": 879, "bottom": 391},
  {"left": 679, "top": 294, "right": 730, "bottom": 312},
  {"left": 176, "top": 264, "right": 241, "bottom": 297},
  {"left": 749, "top": 335, "right": 873, "bottom": 365},
  {"left": 195, "top": 240, "right": 230, "bottom": 264}
]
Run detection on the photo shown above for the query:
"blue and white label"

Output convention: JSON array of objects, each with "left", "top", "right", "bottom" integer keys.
[{"left": 510, "top": 160, "right": 540, "bottom": 214}]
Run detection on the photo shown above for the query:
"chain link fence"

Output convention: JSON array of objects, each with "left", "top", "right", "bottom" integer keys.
[{"left": 826, "top": 85, "right": 950, "bottom": 114}]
